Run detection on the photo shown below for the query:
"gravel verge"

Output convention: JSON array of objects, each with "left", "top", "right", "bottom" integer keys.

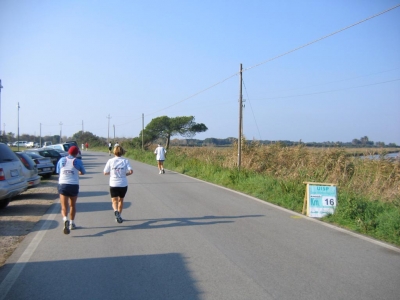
[{"left": 0, "top": 177, "right": 58, "bottom": 268}]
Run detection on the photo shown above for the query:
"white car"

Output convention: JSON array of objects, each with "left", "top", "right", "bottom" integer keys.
[
  {"left": 0, "top": 143, "right": 28, "bottom": 209},
  {"left": 12, "top": 141, "right": 28, "bottom": 147},
  {"left": 49, "top": 143, "right": 82, "bottom": 159},
  {"left": 26, "top": 142, "right": 40, "bottom": 148}
]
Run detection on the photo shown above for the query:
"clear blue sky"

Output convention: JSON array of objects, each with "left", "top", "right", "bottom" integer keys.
[{"left": 1, "top": 0, "right": 399, "bottom": 144}]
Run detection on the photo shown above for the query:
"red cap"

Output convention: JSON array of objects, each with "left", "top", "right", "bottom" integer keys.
[{"left": 68, "top": 146, "right": 79, "bottom": 156}]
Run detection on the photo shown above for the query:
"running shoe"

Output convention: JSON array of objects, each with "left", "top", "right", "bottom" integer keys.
[
  {"left": 63, "top": 220, "right": 70, "bottom": 235},
  {"left": 69, "top": 223, "right": 76, "bottom": 230},
  {"left": 159, "top": 170, "right": 162, "bottom": 174},
  {"left": 162, "top": 169, "right": 165, "bottom": 174},
  {"left": 115, "top": 211, "right": 123, "bottom": 223}
]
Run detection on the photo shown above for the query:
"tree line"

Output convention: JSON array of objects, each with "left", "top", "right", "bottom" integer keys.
[{"left": 1, "top": 117, "right": 398, "bottom": 149}]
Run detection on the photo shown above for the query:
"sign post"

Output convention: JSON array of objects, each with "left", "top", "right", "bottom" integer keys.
[{"left": 303, "top": 182, "right": 337, "bottom": 218}]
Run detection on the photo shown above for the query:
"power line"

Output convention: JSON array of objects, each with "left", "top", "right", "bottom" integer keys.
[
  {"left": 253, "top": 78, "right": 400, "bottom": 101},
  {"left": 243, "top": 4, "right": 400, "bottom": 73},
  {"left": 145, "top": 74, "right": 237, "bottom": 117},
  {"left": 242, "top": 79, "right": 262, "bottom": 140},
  {"left": 143, "top": 4, "right": 400, "bottom": 118},
  {"left": 271, "top": 67, "right": 400, "bottom": 93}
]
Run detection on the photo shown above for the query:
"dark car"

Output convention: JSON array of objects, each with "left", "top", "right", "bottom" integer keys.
[
  {"left": 52, "top": 148, "right": 68, "bottom": 157},
  {"left": 14, "top": 152, "right": 41, "bottom": 188},
  {"left": 0, "top": 143, "right": 28, "bottom": 209},
  {"left": 23, "top": 152, "right": 55, "bottom": 178},
  {"left": 66, "top": 140, "right": 79, "bottom": 148},
  {"left": 24, "top": 148, "right": 62, "bottom": 173}
]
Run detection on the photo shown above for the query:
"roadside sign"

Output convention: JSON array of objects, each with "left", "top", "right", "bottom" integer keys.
[{"left": 302, "top": 182, "right": 337, "bottom": 218}]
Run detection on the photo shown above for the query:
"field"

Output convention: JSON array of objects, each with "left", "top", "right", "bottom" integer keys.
[{"left": 121, "top": 143, "right": 400, "bottom": 246}]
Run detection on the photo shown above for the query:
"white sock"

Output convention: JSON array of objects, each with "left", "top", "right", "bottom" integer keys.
[
  {"left": 70, "top": 220, "right": 75, "bottom": 224},
  {"left": 63, "top": 216, "right": 68, "bottom": 222}
]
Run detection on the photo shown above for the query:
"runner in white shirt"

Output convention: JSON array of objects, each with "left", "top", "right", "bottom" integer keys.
[
  {"left": 154, "top": 144, "right": 167, "bottom": 174},
  {"left": 103, "top": 146, "right": 133, "bottom": 223},
  {"left": 108, "top": 141, "right": 112, "bottom": 156},
  {"left": 56, "top": 146, "right": 86, "bottom": 234}
]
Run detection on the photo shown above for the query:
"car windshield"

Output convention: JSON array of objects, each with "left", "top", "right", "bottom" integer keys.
[
  {"left": 16, "top": 152, "right": 35, "bottom": 169},
  {"left": 66, "top": 141, "right": 78, "bottom": 147},
  {"left": 24, "top": 152, "right": 43, "bottom": 159},
  {"left": 38, "top": 149, "right": 60, "bottom": 157},
  {"left": 0, "top": 144, "right": 19, "bottom": 162}
]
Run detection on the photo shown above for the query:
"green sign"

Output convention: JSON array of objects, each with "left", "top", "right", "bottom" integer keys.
[{"left": 307, "top": 184, "right": 337, "bottom": 218}]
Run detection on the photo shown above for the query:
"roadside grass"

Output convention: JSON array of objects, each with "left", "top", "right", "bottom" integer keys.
[{"left": 100, "top": 143, "right": 400, "bottom": 246}]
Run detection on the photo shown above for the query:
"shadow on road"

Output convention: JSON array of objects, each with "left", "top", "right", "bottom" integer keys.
[
  {"left": 75, "top": 214, "right": 264, "bottom": 237},
  {"left": 2, "top": 253, "right": 201, "bottom": 299},
  {"left": 77, "top": 201, "right": 132, "bottom": 213}
]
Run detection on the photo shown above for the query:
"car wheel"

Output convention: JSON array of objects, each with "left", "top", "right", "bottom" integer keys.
[{"left": 0, "top": 198, "right": 11, "bottom": 209}]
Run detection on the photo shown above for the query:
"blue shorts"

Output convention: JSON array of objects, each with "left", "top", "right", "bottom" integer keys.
[{"left": 58, "top": 184, "right": 79, "bottom": 197}]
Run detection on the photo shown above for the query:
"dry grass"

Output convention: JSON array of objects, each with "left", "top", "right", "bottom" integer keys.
[{"left": 173, "top": 143, "right": 400, "bottom": 203}]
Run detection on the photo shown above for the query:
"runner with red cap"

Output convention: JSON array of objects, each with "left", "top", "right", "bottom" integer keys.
[{"left": 56, "top": 145, "right": 86, "bottom": 234}]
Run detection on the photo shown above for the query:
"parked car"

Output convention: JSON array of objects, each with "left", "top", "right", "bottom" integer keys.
[
  {"left": 49, "top": 143, "right": 82, "bottom": 159},
  {"left": 12, "top": 141, "right": 28, "bottom": 147},
  {"left": 0, "top": 143, "right": 28, "bottom": 209},
  {"left": 15, "top": 152, "right": 41, "bottom": 188},
  {"left": 66, "top": 140, "right": 79, "bottom": 148},
  {"left": 23, "top": 152, "right": 54, "bottom": 178},
  {"left": 43, "top": 141, "right": 52, "bottom": 147},
  {"left": 26, "top": 142, "right": 40, "bottom": 148},
  {"left": 24, "top": 148, "right": 62, "bottom": 173},
  {"left": 52, "top": 148, "right": 68, "bottom": 157}
]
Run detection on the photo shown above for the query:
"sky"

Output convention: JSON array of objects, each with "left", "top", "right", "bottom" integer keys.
[{"left": 0, "top": 0, "right": 399, "bottom": 145}]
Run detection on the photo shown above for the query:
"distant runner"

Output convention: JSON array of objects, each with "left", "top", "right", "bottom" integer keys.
[{"left": 154, "top": 144, "right": 167, "bottom": 174}]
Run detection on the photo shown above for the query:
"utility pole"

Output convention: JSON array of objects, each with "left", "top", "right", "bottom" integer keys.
[
  {"left": 113, "top": 124, "right": 115, "bottom": 140},
  {"left": 107, "top": 114, "right": 111, "bottom": 142},
  {"left": 17, "top": 103, "right": 20, "bottom": 151},
  {"left": 82, "top": 120, "right": 84, "bottom": 133},
  {"left": 142, "top": 113, "right": 144, "bottom": 151},
  {"left": 238, "top": 63, "right": 243, "bottom": 171},
  {"left": 0, "top": 80, "right": 3, "bottom": 136},
  {"left": 39, "top": 123, "right": 42, "bottom": 147},
  {"left": 59, "top": 122, "right": 63, "bottom": 143}
]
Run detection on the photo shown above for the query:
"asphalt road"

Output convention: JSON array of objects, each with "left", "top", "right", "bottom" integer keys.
[{"left": 0, "top": 151, "right": 399, "bottom": 300}]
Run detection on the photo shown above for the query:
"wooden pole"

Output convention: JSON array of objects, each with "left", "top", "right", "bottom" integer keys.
[
  {"left": 238, "top": 64, "right": 243, "bottom": 171},
  {"left": 142, "top": 113, "right": 144, "bottom": 150}
]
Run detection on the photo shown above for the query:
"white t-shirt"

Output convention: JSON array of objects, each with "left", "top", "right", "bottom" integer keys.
[
  {"left": 104, "top": 157, "right": 132, "bottom": 187},
  {"left": 58, "top": 157, "right": 80, "bottom": 185},
  {"left": 154, "top": 146, "right": 166, "bottom": 160}
]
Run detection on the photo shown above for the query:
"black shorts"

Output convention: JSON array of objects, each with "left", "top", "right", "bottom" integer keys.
[
  {"left": 58, "top": 184, "right": 79, "bottom": 197},
  {"left": 109, "top": 147, "right": 112, "bottom": 151},
  {"left": 110, "top": 186, "right": 128, "bottom": 198}
]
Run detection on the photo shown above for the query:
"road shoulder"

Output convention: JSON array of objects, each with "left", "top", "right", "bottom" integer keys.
[{"left": 0, "top": 178, "right": 58, "bottom": 268}]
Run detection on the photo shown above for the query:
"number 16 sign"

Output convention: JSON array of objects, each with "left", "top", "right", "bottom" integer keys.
[{"left": 302, "top": 182, "right": 337, "bottom": 218}]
